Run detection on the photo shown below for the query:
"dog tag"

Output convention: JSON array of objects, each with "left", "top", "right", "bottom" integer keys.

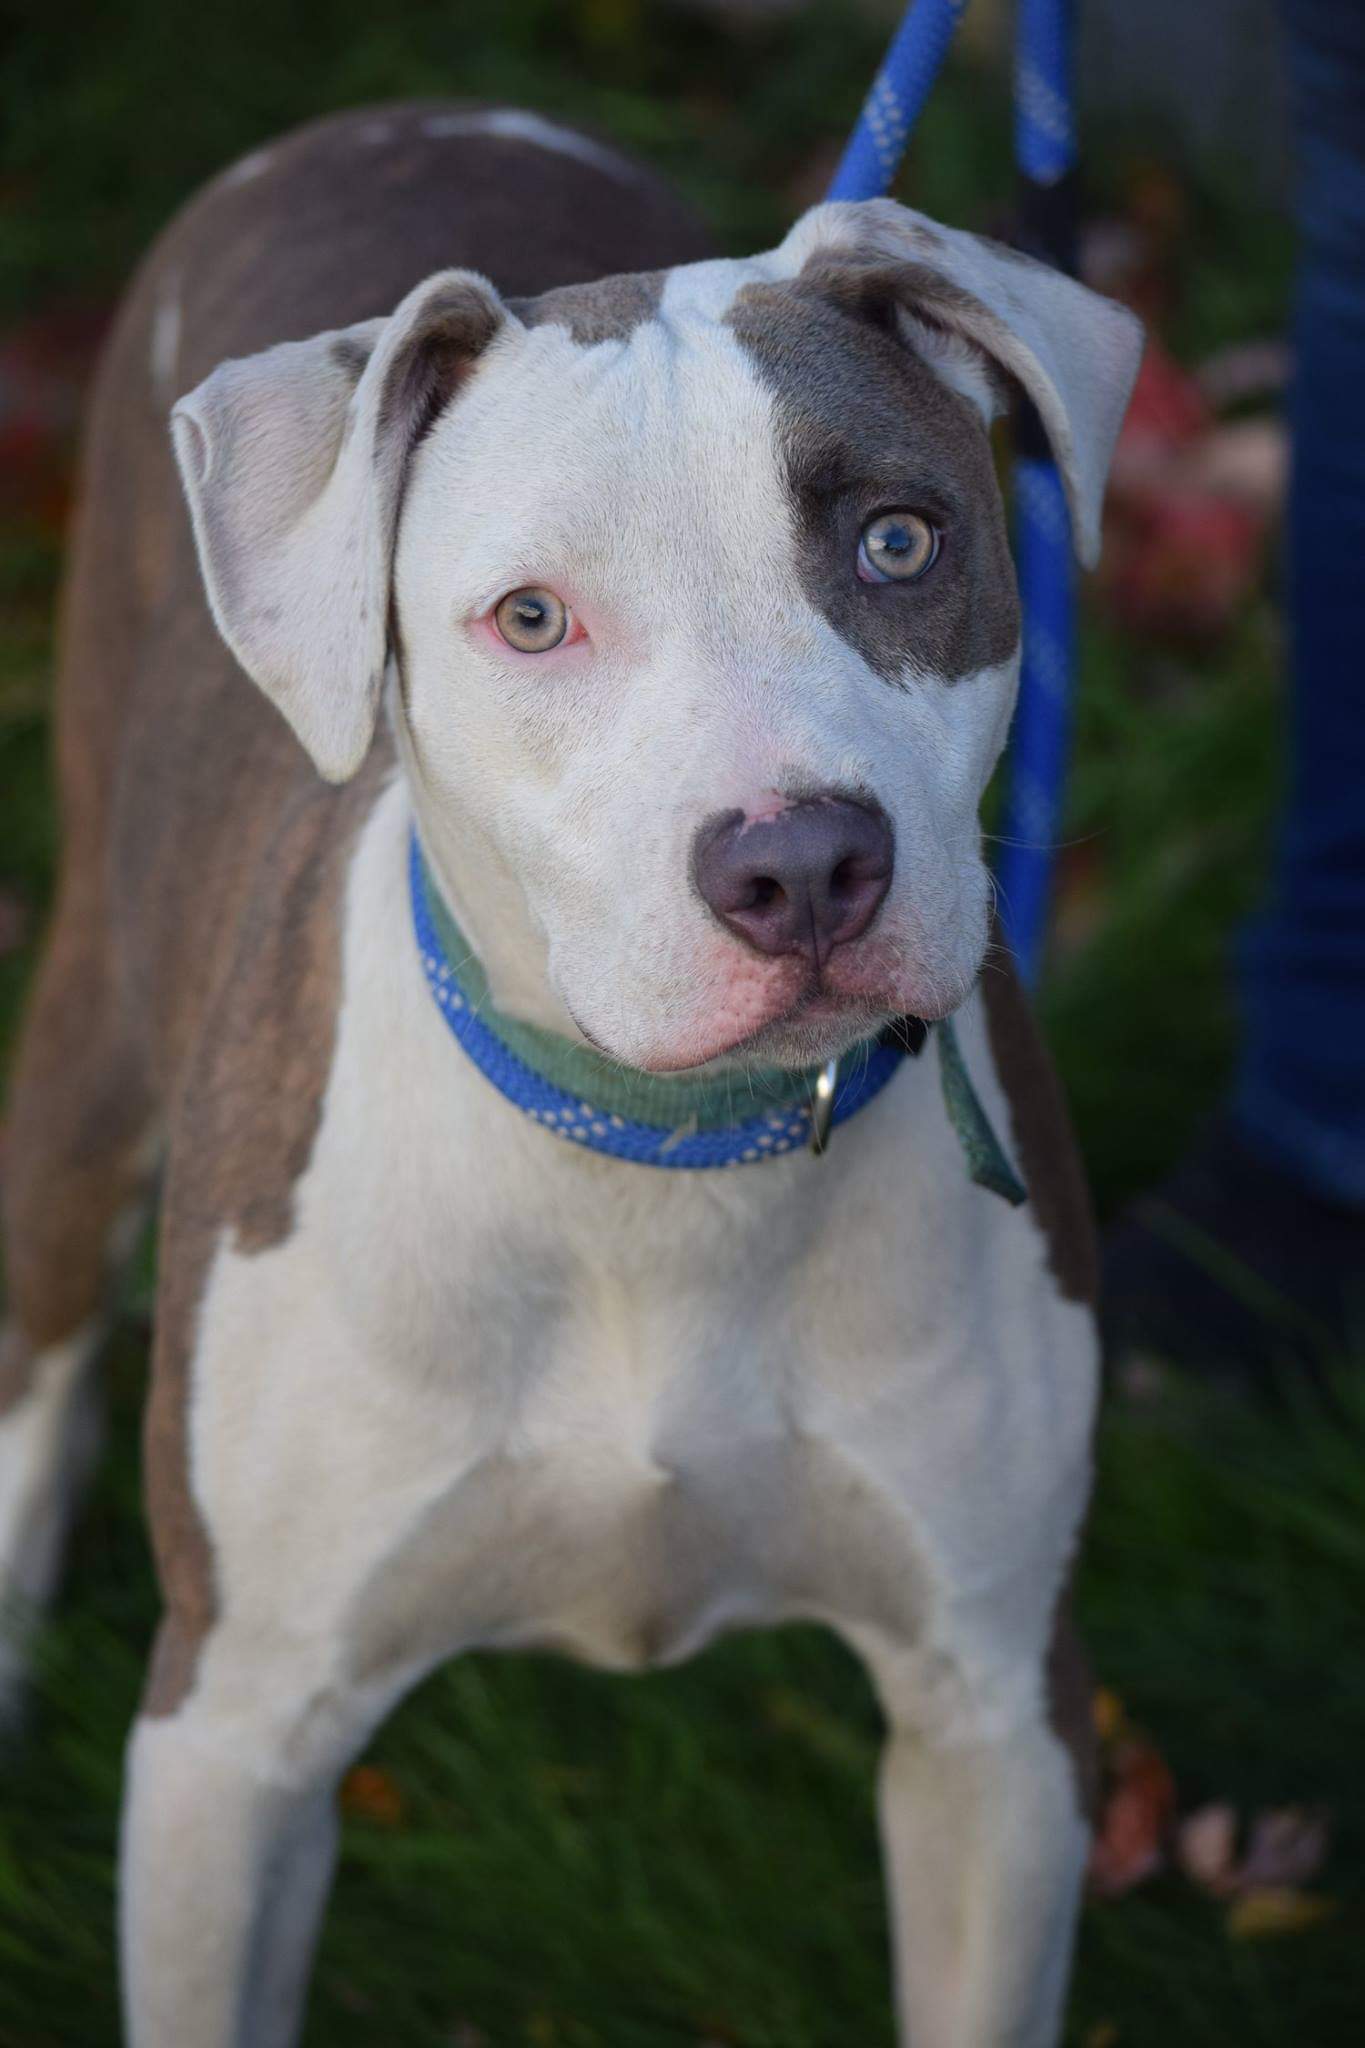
[{"left": 809, "top": 1058, "right": 839, "bottom": 1155}]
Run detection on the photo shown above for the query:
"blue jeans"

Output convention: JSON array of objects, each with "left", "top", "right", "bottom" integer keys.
[{"left": 1235, "top": 0, "right": 1365, "bottom": 1204}]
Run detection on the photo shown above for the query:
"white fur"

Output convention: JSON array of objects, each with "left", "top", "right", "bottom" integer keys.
[
  {"left": 0, "top": 1322, "right": 104, "bottom": 1718},
  {"left": 217, "top": 146, "right": 274, "bottom": 189}
]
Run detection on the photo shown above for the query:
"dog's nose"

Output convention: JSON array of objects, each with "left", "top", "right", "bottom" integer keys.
[{"left": 692, "top": 797, "right": 893, "bottom": 966}]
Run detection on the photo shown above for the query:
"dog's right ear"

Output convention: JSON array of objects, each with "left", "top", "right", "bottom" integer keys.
[{"left": 171, "top": 271, "right": 512, "bottom": 782}]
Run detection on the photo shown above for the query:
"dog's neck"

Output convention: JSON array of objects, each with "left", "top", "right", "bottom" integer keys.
[{"left": 396, "top": 718, "right": 572, "bottom": 1037}]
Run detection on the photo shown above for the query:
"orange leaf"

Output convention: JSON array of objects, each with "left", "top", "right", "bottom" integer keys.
[
  {"left": 1092, "top": 1688, "right": 1127, "bottom": 1748},
  {"left": 1089, "top": 1739, "right": 1177, "bottom": 1898},
  {"left": 340, "top": 1763, "right": 405, "bottom": 1828}
]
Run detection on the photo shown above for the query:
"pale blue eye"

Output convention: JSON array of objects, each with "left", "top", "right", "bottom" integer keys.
[{"left": 858, "top": 510, "right": 939, "bottom": 583}]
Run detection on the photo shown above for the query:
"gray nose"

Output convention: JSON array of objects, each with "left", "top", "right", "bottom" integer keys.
[{"left": 692, "top": 797, "right": 893, "bottom": 967}]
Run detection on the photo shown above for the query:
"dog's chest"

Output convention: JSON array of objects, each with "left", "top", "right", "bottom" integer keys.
[{"left": 341, "top": 1308, "right": 930, "bottom": 1685}]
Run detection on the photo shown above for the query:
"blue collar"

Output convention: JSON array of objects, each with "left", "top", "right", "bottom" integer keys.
[{"left": 410, "top": 830, "right": 1025, "bottom": 1199}]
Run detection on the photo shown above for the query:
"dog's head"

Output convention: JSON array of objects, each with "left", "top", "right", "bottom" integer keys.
[{"left": 173, "top": 199, "right": 1141, "bottom": 1072}]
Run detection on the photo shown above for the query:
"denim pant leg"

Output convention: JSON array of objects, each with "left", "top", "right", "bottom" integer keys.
[{"left": 1235, "top": 0, "right": 1365, "bottom": 1204}]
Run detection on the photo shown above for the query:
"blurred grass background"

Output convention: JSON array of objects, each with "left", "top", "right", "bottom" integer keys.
[{"left": 1, "top": 2, "right": 1360, "bottom": 2044}]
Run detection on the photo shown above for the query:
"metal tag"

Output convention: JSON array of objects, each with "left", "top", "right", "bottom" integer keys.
[{"left": 809, "top": 1057, "right": 839, "bottom": 1156}]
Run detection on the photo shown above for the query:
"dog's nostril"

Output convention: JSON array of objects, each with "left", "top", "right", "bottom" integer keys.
[
  {"left": 830, "top": 857, "right": 860, "bottom": 898},
  {"left": 749, "top": 874, "right": 784, "bottom": 909}
]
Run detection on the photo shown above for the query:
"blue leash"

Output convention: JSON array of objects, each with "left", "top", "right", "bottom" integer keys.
[
  {"left": 827, "top": 0, "right": 970, "bottom": 200},
  {"left": 828, "top": 0, "right": 1078, "bottom": 988}
]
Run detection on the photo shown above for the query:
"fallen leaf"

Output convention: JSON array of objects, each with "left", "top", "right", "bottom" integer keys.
[
  {"left": 1092, "top": 1688, "right": 1127, "bottom": 1746},
  {"left": 1179, "top": 1800, "right": 1332, "bottom": 1901},
  {"left": 339, "top": 1763, "right": 405, "bottom": 1827},
  {"left": 1226, "top": 1887, "right": 1338, "bottom": 1941},
  {"left": 1084, "top": 2025, "right": 1120, "bottom": 2048},
  {"left": 1178, "top": 1803, "right": 1240, "bottom": 1896},
  {"left": 1090, "top": 1737, "right": 1177, "bottom": 1897},
  {"left": 1239, "top": 1806, "right": 1331, "bottom": 1893}
]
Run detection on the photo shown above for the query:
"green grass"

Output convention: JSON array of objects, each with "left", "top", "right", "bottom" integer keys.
[{"left": 2, "top": 3, "right": 1356, "bottom": 2043}]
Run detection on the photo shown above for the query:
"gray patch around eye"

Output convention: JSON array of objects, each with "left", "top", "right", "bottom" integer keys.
[
  {"left": 726, "top": 276, "right": 1020, "bottom": 685},
  {"left": 508, "top": 269, "right": 664, "bottom": 345}
]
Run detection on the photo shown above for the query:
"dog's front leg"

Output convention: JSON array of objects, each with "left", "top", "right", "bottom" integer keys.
[
  {"left": 861, "top": 1626, "right": 1092, "bottom": 2048},
  {"left": 877, "top": 1716, "right": 1086, "bottom": 2048},
  {"left": 119, "top": 1641, "right": 379, "bottom": 2048}
]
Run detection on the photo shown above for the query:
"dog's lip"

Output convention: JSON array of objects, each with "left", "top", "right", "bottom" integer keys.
[
  {"left": 629, "top": 984, "right": 894, "bottom": 1075},
  {"left": 571, "top": 967, "right": 971, "bottom": 1075},
  {"left": 566, "top": 1005, "right": 613, "bottom": 1056}
]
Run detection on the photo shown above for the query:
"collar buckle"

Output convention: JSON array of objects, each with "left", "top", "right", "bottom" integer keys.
[{"left": 810, "top": 1057, "right": 839, "bottom": 1156}]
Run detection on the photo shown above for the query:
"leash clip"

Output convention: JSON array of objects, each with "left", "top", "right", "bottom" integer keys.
[{"left": 810, "top": 1057, "right": 839, "bottom": 1156}]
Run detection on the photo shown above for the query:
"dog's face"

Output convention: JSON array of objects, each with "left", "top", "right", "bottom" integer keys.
[{"left": 175, "top": 200, "right": 1142, "bottom": 1072}]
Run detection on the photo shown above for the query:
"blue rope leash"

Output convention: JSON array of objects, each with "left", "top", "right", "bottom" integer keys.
[
  {"left": 827, "top": 0, "right": 970, "bottom": 202},
  {"left": 827, "top": 0, "right": 1078, "bottom": 987},
  {"left": 996, "top": 0, "right": 1078, "bottom": 984},
  {"left": 996, "top": 455, "right": 1074, "bottom": 970}
]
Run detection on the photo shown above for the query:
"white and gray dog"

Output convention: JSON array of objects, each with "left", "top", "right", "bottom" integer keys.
[{"left": 0, "top": 103, "right": 1141, "bottom": 2047}]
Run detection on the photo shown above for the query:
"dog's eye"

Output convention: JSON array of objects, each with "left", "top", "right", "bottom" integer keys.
[
  {"left": 857, "top": 511, "right": 939, "bottom": 584},
  {"left": 494, "top": 587, "right": 569, "bottom": 652}
]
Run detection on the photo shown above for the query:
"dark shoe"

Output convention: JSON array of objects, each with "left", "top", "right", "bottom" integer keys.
[{"left": 1102, "top": 1118, "right": 1364, "bottom": 1390}]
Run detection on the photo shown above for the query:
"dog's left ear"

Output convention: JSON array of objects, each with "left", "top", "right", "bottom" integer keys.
[
  {"left": 778, "top": 200, "right": 1144, "bottom": 568},
  {"left": 171, "top": 271, "right": 511, "bottom": 782}
]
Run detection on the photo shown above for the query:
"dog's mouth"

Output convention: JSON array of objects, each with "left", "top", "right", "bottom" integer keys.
[
  {"left": 666, "top": 986, "right": 898, "bottom": 1074},
  {"left": 567, "top": 929, "right": 979, "bottom": 1078},
  {"left": 571, "top": 981, "right": 901, "bottom": 1078}
]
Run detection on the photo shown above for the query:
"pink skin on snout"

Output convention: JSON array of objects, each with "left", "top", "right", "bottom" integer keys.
[
  {"left": 630, "top": 943, "right": 812, "bottom": 1073},
  {"left": 734, "top": 791, "right": 794, "bottom": 827}
]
